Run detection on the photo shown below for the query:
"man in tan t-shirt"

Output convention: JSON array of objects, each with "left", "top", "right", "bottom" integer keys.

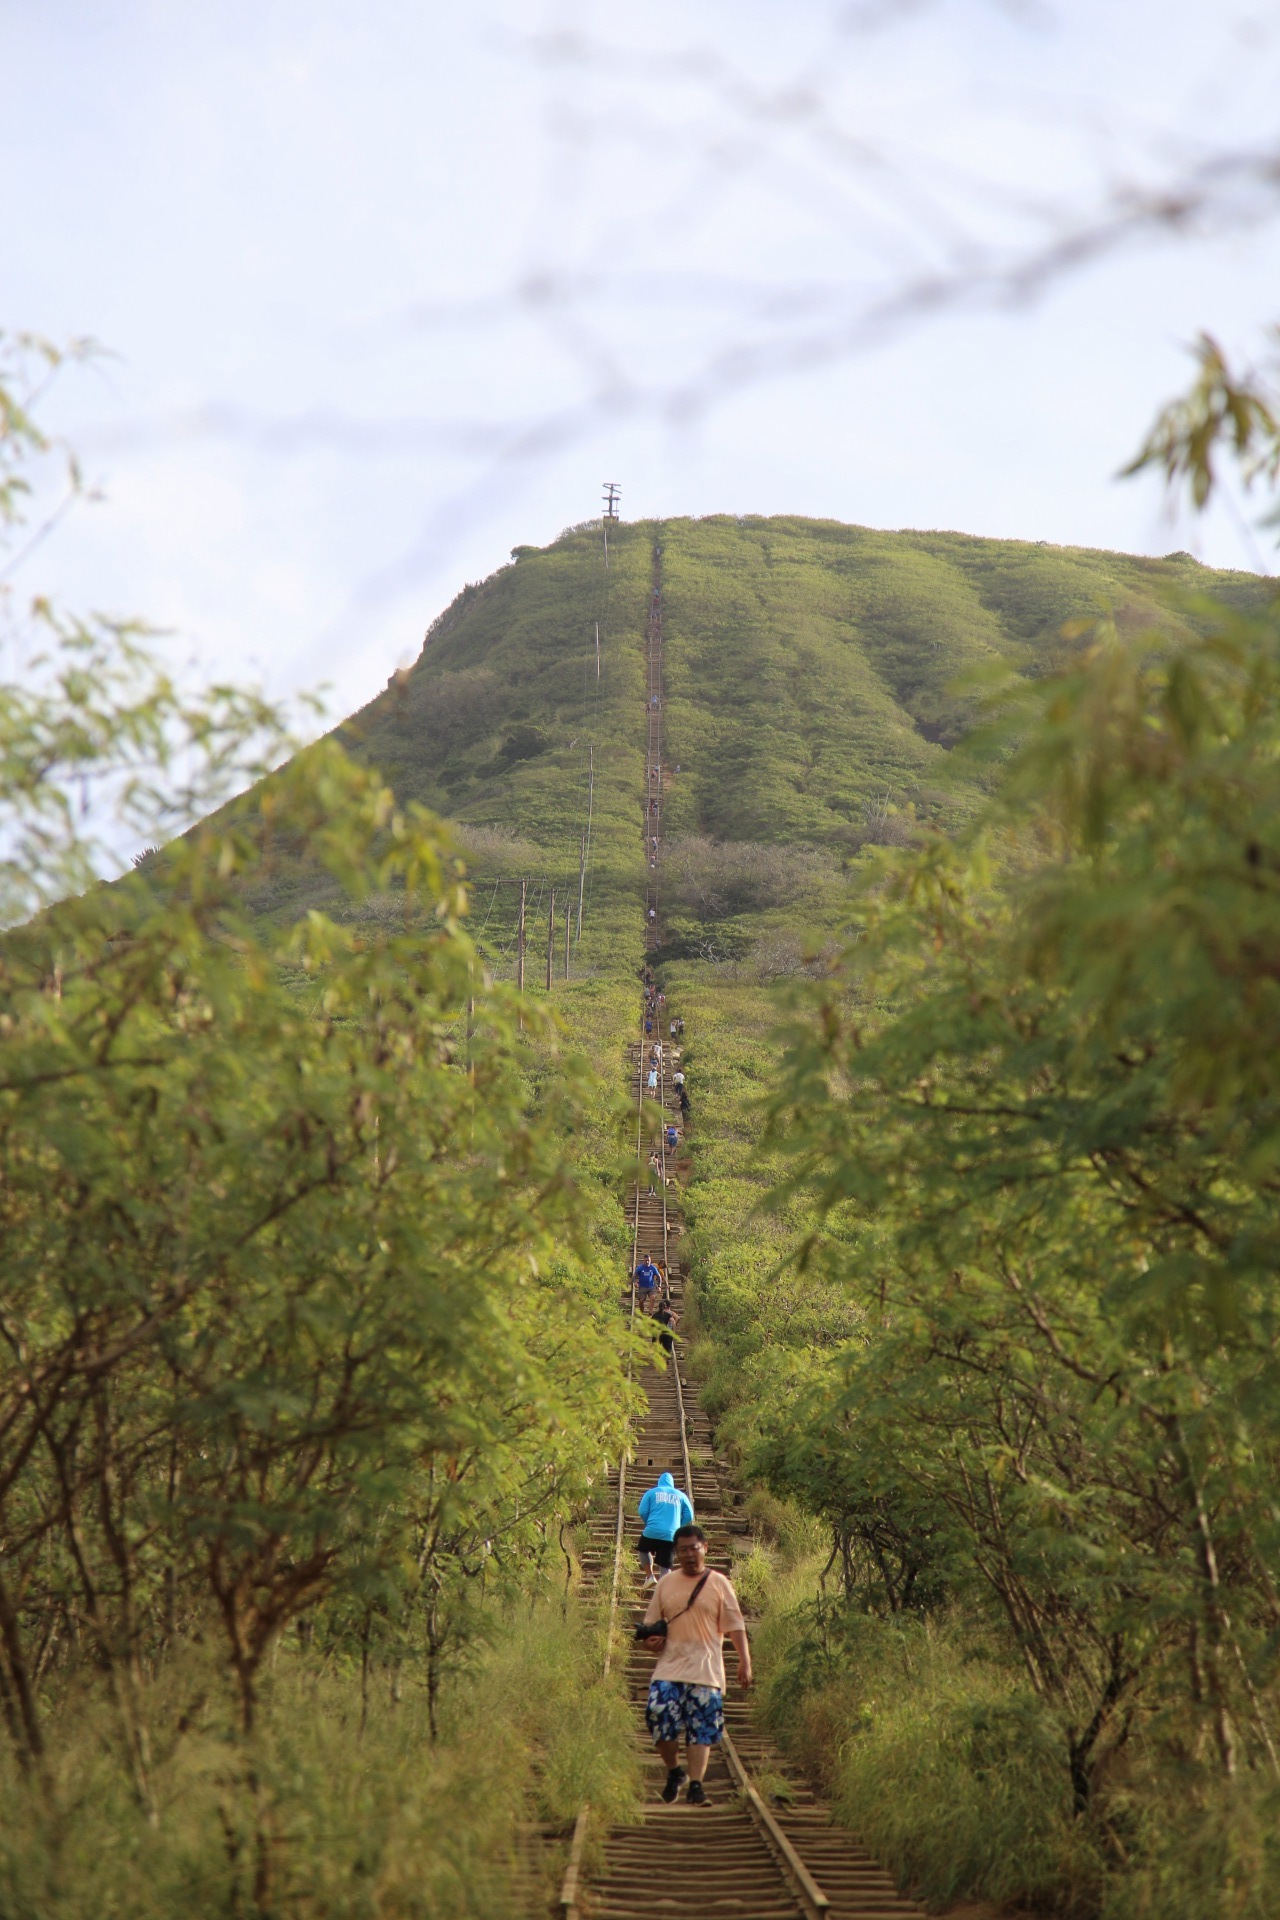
[{"left": 641, "top": 1523, "right": 752, "bottom": 1806}]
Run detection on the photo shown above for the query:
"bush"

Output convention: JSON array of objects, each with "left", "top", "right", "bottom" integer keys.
[
  {"left": 663, "top": 836, "right": 834, "bottom": 919},
  {"left": 498, "top": 723, "right": 551, "bottom": 764}
]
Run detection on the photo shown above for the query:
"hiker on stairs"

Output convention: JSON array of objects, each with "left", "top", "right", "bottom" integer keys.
[
  {"left": 633, "top": 1253, "right": 662, "bottom": 1311},
  {"left": 636, "top": 1471, "right": 694, "bottom": 1588},
  {"left": 641, "top": 1525, "right": 752, "bottom": 1805}
]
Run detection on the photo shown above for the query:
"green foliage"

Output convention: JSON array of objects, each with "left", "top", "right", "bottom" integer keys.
[
  {"left": 0, "top": 347, "right": 640, "bottom": 1912},
  {"left": 337, "top": 525, "right": 654, "bottom": 980},
  {"left": 1124, "top": 330, "right": 1280, "bottom": 519},
  {"left": 0, "top": 1598, "right": 638, "bottom": 1920},
  {"left": 612, "top": 476, "right": 1280, "bottom": 1909},
  {"left": 753, "top": 581, "right": 1280, "bottom": 1890},
  {"left": 756, "top": 1599, "right": 1101, "bottom": 1916},
  {"left": 1098, "top": 1774, "right": 1280, "bottom": 1920},
  {"left": 655, "top": 513, "right": 1263, "bottom": 853},
  {"left": 0, "top": 709, "right": 633, "bottom": 1742}
]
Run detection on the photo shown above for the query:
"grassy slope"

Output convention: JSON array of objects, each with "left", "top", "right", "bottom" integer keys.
[
  {"left": 340, "top": 522, "right": 651, "bottom": 981},
  {"left": 658, "top": 515, "right": 1255, "bottom": 846},
  {"left": 322, "top": 514, "right": 1263, "bottom": 988}
]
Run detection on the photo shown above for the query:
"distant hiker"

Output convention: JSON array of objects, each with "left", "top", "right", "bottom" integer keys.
[
  {"left": 647, "top": 1150, "right": 662, "bottom": 1192},
  {"left": 647, "top": 1065, "right": 659, "bottom": 1095},
  {"left": 644, "top": 1017, "right": 653, "bottom": 1037},
  {"left": 679, "top": 1087, "right": 691, "bottom": 1122},
  {"left": 649, "top": 908, "right": 656, "bottom": 922},
  {"left": 672, "top": 1068, "right": 685, "bottom": 1091},
  {"left": 636, "top": 1471, "right": 695, "bottom": 1587},
  {"left": 641, "top": 1526, "right": 751, "bottom": 1804},
  {"left": 651, "top": 1042, "right": 663, "bottom": 1067},
  {"left": 655, "top": 1302, "right": 680, "bottom": 1356},
  {"left": 666, "top": 1123, "right": 679, "bottom": 1152},
  {"left": 634, "top": 1255, "right": 662, "bottom": 1308}
]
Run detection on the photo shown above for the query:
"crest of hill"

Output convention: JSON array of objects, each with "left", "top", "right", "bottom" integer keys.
[
  {"left": 340, "top": 513, "right": 1262, "bottom": 852},
  {"left": 239, "top": 517, "right": 1264, "bottom": 966}
]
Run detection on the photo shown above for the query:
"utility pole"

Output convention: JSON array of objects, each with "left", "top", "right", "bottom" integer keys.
[
  {"left": 516, "top": 878, "right": 526, "bottom": 995},
  {"left": 595, "top": 620, "right": 601, "bottom": 680},
  {"left": 577, "top": 746, "right": 594, "bottom": 945},
  {"left": 602, "top": 481, "right": 620, "bottom": 567},
  {"left": 564, "top": 899, "right": 571, "bottom": 981},
  {"left": 546, "top": 889, "right": 555, "bottom": 992}
]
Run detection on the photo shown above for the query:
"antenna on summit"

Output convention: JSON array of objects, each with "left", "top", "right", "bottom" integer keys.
[{"left": 602, "top": 481, "right": 620, "bottom": 566}]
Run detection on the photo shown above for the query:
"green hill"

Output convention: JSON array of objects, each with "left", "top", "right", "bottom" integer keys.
[{"left": 317, "top": 514, "right": 1264, "bottom": 977}]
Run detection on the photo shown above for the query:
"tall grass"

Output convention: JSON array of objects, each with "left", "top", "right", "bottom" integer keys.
[
  {"left": 743, "top": 1553, "right": 1098, "bottom": 1917},
  {"left": 1100, "top": 1776, "right": 1280, "bottom": 1920},
  {"left": 0, "top": 1600, "right": 637, "bottom": 1920},
  {"left": 740, "top": 1535, "right": 1280, "bottom": 1920}
]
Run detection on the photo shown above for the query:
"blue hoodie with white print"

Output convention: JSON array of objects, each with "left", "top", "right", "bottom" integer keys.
[{"left": 637, "top": 1472, "right": 695, "bottom": 1542}]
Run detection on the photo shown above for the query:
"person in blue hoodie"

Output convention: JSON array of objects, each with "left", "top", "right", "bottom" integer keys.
[{"left": 636, "top": 1472, "right": 695, "bottom": 1587}]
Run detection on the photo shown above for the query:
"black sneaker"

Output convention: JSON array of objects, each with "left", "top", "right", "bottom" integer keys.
[
  {"left": 686, "top": 1779, "right": 709, "bottom": 1806},
  {"left": 661, "top": 1767, "right": 687, "bottom": 1804}
]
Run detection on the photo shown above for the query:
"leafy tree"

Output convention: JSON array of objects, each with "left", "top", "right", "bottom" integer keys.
[
  {"left": 766, "top": 559, "right": 1280, "bottom": 1809},
  {"left": 0, "top": 338, "right": 635, "bottom": 1906}
]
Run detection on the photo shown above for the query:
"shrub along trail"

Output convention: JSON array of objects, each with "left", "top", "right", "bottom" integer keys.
[{"left": 562, "top": 541, "right": 921, "bottom": 1920}]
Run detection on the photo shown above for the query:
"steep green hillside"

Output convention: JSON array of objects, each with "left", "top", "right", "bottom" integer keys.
[
  {"left": 656, "top": 516, "right": 1262, "bottom": 845},
  {"left": 324, "top": 515, "right": 1262, "bottom": 979}
]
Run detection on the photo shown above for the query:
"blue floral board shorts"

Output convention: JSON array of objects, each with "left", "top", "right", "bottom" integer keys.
[{"left": 646, "top": 1680, "right": 725, "bottom": 1747}]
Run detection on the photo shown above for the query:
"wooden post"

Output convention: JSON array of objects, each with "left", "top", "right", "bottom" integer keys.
[
  {"left": 564, "top": 899, "right": 571, "bottom": 981},
  {"left": 516, "top": 878, "right": 526, "bottom": 995},
  {"left": 576, "top": 830, "right": 587, "bottom": 945},
  {"left": 546, "top": 888, "right": 555, "bottom": 992}
]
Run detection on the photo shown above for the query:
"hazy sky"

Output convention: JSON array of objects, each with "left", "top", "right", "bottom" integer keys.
[{"left": 4, "top": 0, "right": 1278, "bottom": 730}]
